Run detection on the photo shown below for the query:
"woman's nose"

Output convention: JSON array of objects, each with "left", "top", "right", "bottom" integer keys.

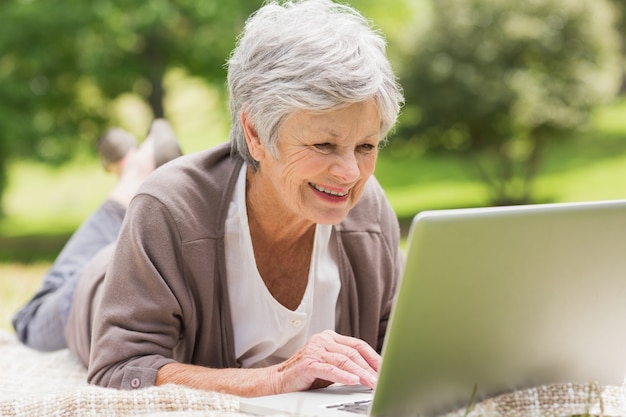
[{"left": 329, "top": 150, "right": 360, "bottom": 183}]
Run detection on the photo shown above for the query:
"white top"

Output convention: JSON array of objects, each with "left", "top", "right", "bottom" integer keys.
[{"left": 225, "top": 164, "right": 341, "bottom": 368}]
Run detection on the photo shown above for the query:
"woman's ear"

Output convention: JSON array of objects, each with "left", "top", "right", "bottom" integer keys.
[{"left": 241, "top": 111, "right": 266, "bottom": 162}]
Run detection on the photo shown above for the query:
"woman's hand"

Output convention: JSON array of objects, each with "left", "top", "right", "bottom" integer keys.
[
  {"left": 268, "top": 330, "right": 381, "bottom": 394},
  {"left": 156, "top": 330, "right": 380, "bottom": 397}
]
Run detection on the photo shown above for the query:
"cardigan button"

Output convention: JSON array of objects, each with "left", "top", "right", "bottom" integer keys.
[{"left": 130, "top": 377, "right": 141, "bottom": 389}]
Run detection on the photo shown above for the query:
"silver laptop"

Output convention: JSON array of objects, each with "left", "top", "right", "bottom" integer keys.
[{"left": 241, "top": 199, "right": 626, "bottom": 417}]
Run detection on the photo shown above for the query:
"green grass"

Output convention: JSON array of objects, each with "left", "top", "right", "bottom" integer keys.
[
  {"left": 0, "top": 159, "right": 117, "bottom": 236},
  {"left": 377, "top": 97, "right": 626, "bottom": 217},
  {"left": 376, "top": 151, "right": 488, "bottom": 217},
  {"left": 0, "top": 263, "right": 49, "bottom": 330}
]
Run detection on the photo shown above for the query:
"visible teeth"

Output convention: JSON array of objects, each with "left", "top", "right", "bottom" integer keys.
[{"left": 311, "top": 183, "right": 348, "bottom": 197}]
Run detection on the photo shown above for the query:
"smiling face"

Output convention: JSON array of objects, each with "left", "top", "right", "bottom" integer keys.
[{"left": 244, "top": 100, "right": 382, "bottom": 227}]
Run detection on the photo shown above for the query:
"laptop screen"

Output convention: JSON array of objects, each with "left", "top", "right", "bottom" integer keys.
[{"left": 372, "top": 199, "right": 626, "bottom": 416}]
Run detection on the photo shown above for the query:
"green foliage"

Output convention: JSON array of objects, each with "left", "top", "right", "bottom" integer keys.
[
  {"left": 76, "top": 0, "right": 263, "bottom": 114},
  {"left": 0, "top": 0, "right": 264, "bottom": 214},
  {"left": 606, "top": 0, "right": 626, "bottom": 82},
  {"left": 0, "top": 0, "right": 263, "bottom": 158},
  {"left": 399, "top": 0, "right": 622, "bottom": 205},
  {"left": 0, "top": 0, "right": 98, "bottom": 211},
  {"left": 0, "top": 1, "right": 104, "bottom": 162}
]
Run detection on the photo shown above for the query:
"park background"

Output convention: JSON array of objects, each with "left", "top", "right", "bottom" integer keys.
[{"left": 1, "top": 0, "right": 626, "bottom": 330}]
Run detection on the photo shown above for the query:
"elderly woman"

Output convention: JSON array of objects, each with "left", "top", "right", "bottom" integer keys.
[{"left": 19, "top": 0, "right": 404, "bottom": 397}]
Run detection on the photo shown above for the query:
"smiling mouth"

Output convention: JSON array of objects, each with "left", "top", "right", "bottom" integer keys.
[{"left": 309, "top": 182, "right": 349, "bottom": 197}]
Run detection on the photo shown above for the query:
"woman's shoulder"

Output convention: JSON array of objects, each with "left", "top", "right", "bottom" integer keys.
[
  {"left": 131, "top": 142, "right": 243, "bottom": 234},
  {"left": 141, "top": 142, "right": 241, "bottom": 201}
]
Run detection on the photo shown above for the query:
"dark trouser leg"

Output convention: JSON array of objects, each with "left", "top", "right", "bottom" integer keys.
[{"left": 12, "top": 199, "right": 125, "bottom": 351}]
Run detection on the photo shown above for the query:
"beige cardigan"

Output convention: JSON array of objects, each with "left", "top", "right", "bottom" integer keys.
[{"left": 66, "top": 143, "right": 402, "bottom": 391}]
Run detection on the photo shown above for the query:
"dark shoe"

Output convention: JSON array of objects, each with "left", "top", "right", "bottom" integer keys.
[
  {"left": 97, "top": 128, "right": 137, "bottom": 170},
  {"left": 148, "top": 119, "right": 183, "bottom": 167}
]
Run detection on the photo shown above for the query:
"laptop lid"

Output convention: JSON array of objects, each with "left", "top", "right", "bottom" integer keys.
[{"left": 241, "top": 199, "right": 626, "bottom": 417}]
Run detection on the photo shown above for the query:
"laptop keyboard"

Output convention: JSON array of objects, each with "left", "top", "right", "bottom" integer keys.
[{"left": 326, "top": 399, "right": 372, "bottom": 414}]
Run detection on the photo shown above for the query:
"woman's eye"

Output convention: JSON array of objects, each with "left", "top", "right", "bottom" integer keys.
[
  {"left": 358, "top": 144, "right": 376, "bottom": 152},
  {"left": 314, "top": 143, "right": 333, "bottom": 151}
]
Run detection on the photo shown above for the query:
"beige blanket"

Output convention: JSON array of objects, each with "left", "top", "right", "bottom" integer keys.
[
  {"left": 2, "top": 328, "right": 626, "bottom": 417},
  {"left": 0, "top": 330, "right": 242, "bottom": 417}
]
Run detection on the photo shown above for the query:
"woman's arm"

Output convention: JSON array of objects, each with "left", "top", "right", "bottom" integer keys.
[{"left": 156, "top": 330, "right": 380, "bottom": 397}]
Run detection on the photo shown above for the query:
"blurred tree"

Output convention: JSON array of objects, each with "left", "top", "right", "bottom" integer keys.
[
  {"left": 0, "top": 1, "right": 100, "bottom": 215},
  {"left": 0, "top": 0, "right": 261, "bottom": 215},
  {"left": 607, "top": 0, "right": 626, "bottom": 92},
  {"left": 399, "top": 0, "right": 622, "bottom": 205},
  {"left": 79, "top": 0, "right": 265, "bottom": 119}
]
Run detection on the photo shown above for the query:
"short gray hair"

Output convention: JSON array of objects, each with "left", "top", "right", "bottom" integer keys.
[{"left": 227, "top": 0, "right": 404, "bottom": 169}]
